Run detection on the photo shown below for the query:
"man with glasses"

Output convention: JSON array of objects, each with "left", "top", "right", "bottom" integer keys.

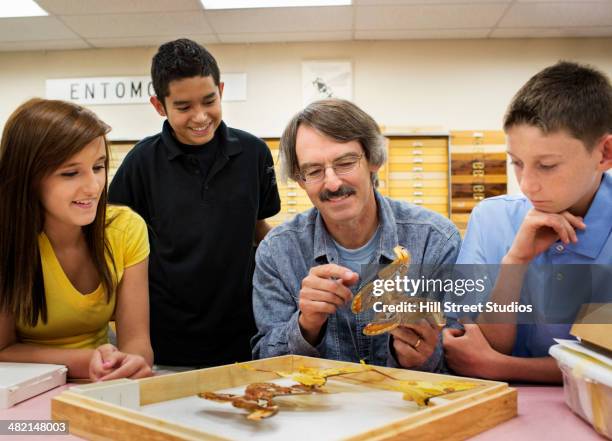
[{"left": 251, "top": 99, "right": 460, "bottom": 371}]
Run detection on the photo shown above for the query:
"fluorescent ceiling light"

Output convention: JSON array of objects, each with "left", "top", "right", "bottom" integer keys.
[
  {"left": 0, "top": 0, "right": 48, "bottom": 18},
  {"left": 201, "top": 0, "right": 351, "bottom": 10}
]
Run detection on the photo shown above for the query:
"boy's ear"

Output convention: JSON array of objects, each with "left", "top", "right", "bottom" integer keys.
[
  {"left": 598, "top": 133, "right": 612, "bottom": 172},
  {"left": 218, "top": 81, "right": 224, "bottom": 99},
  {"left": 150, "top": 96, "right": 167, "bottom": 117}
]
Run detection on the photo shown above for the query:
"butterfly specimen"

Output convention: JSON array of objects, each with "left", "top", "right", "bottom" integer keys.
[
  {"left": 352, "top": 246, "right": 445, "bottom": 335},
  {"left": 200, "top": 382, "right": 320, "bottom": 421}
]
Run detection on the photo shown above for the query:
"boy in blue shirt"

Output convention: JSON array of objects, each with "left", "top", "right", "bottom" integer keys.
[{"left": 444, "top": 61, "right": 612, "bottom": 383}]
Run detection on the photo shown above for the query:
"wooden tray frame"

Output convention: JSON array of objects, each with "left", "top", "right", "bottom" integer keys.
[{"left": 52, "top": 355, "right": 516, "bottom": 441}]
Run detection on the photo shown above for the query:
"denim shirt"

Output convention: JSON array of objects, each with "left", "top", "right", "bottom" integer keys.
[{"left": 252, "top": 191, "right": 460, "bottom": 371}]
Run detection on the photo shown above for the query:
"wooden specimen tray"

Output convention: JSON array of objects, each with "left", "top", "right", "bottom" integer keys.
[{"left": 51, "top": 355, "right": 516, "bottom": 441}]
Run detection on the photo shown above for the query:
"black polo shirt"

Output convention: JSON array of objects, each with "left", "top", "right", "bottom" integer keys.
[{"left": 108, "top": 120, "right": 280, "bottom": 366}]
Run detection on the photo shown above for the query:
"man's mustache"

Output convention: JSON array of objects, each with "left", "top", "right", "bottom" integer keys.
[{"left": 319, "top": 185, "right": 356, "bottom": 202}]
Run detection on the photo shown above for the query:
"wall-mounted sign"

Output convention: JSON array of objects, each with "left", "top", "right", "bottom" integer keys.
[
  {"left": 46, "top": 76, "right": 153, "bottom": 105},
  {"left": 45, "top": 73, "right": 247, "bottom": 105}
]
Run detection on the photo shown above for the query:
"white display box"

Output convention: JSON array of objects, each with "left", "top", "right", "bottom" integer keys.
[{"left": 0, "top": 362, "right": 67, "bottom": 409}]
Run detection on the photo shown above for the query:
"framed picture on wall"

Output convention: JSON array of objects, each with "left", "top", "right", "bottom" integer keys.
[{"left": 302, "top": 60, "right": 352, "bottom": 106}]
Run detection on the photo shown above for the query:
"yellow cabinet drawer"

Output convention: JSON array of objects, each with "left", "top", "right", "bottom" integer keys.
[
  {"left": 390, "top": 154, "right": 448, "bottom": 164},
  {"left": 265, "top": 140, "right": 281, "bottom": 150},
  {"left": 388, "top": 138, "right": 448, "bottom": 149},
  {"left": 388, "top": 179, "right": 447, "bottom": 189},
  {"left": 278, "top": 187, "right": 309, "bottom": 198},
  {"left": 389, "top": 163, "right": 449, "bottom": 173},
  {"left": 451, "top": 175, "right": 507, "bottom": 184},
  {"left": 389, "top": 172, "right": 448, "bottom": 181},
  {"left": 389, "top": 147, "right": 448, "bottom": 157},
  {"left": 389, "top": 188, "right": 448, "bottom": 198},
  {"left": 451, "top": 198, "right": 481, "bottom": 212},
  {"left": 451, "top": 213, "right": 471, "bottom": 223},
  {"left": 450, "top": 131, "right": 505, "bottom": 146},
  {"left": 405, "top": 196, "right": 448, "bottom": 205}
]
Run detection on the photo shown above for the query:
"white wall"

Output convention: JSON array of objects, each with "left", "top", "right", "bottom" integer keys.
[{"left": 1, "top": 37, "right": 611, "bottom": 194}]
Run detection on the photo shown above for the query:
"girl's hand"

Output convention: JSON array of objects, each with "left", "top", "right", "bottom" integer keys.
[{"left": 89, "top": 343, "right": 152, "bottom": 381}]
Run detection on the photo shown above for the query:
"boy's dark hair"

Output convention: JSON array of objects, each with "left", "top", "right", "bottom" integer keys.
[
  {"left": 151, "top": 38, "right": 220, "bottom": 103},
  {"left": 504, "top": 61, "right": 612, "bottom": 150}
]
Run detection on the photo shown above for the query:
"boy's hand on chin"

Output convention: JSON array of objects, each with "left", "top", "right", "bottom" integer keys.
[{"left": 504, "top": 208, "right": 586, "bottom": 264}]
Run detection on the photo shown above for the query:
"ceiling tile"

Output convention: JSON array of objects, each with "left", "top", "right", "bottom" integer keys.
[
  {"left": 60, "top": 11, "right": 213, "bottom": 38},
  {"left": 218, "top": 31, "right": 352, "bottom": 43},
  {"left": 35, "top": 0, "right": 202, "bottom": 15},
  {"left": 499, "top": 2, "right": 612, "bottom": 27},
  {"left": 355, "top": 0, "right": 509, "bottom": 4},
  {"left": 515, "top": 0, "right": 612, "bottom": 2},
  {"left": 87, "top": 34, "right": 219, "bottom": 48},
  {"left": 491, "top": 26, "right": 612, "bottom": 38},
  {"left": 355, "top": 4, "right": 508, "bottom": 30},
  {"left": 0, "top": 16, "right": 80, "bottom": 41},
  {"left": 355, "top": 28, "right": 491, "bottom": 40},
  {"left": 205, "top": 6, "right": 352, "bottom": 33},
  {"left": 0, "top": 39, "right": 89, "bottom": 51}
]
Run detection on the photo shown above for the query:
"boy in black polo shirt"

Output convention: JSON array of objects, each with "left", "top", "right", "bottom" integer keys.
[{"left": 109, "top": 39, "right": 280, "bottom": 367}]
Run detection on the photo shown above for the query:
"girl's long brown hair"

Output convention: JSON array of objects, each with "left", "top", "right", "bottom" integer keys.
[{"left": 0, "top": 98, "right": 116, "bottom": 327}]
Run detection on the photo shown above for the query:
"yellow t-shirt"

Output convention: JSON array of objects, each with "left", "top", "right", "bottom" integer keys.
[{"left": 16, "top": 205, "right": 149, "bottom": 349}]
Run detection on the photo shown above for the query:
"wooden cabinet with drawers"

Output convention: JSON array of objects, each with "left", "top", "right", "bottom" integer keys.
[
  {"left": 450, "top": 131, "right": 508, "bottom": 234},
  {"left": 384, "top": 136, "right": 450, "bottom": 217},
  {"left": 264, "top": 138, "right": 313, "bottom": 226}
]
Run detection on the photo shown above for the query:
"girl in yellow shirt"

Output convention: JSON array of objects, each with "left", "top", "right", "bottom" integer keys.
[{"left": 0, "top": 98, "right": 153, "bottom": 381}]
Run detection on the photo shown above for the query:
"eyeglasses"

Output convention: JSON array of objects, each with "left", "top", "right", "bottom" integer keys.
[{"left": 297, "top": 154, "right": 363, "bottom": 183}]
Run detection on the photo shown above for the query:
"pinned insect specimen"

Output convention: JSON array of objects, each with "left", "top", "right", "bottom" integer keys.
[
  {"left": 364, "top": 368, "right": 480, "bottom": 406},
  {"left": 200, "top": 383, "right": 319, "bottom": 421},
  {"left": 242, "top": 363, "right": 370, "bottom": 387},
  {"left": 352, "top": 246, "right": 445, "bottom": 335}
]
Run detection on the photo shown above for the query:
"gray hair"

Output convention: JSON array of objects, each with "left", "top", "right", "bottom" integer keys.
[{"left": 279, "top": 99, "right": 387, "bottom": 185}]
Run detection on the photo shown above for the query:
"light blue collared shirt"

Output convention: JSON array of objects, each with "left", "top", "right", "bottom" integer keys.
[{"left": 457, "top": 173, "right": 612, "bottom": 356}]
